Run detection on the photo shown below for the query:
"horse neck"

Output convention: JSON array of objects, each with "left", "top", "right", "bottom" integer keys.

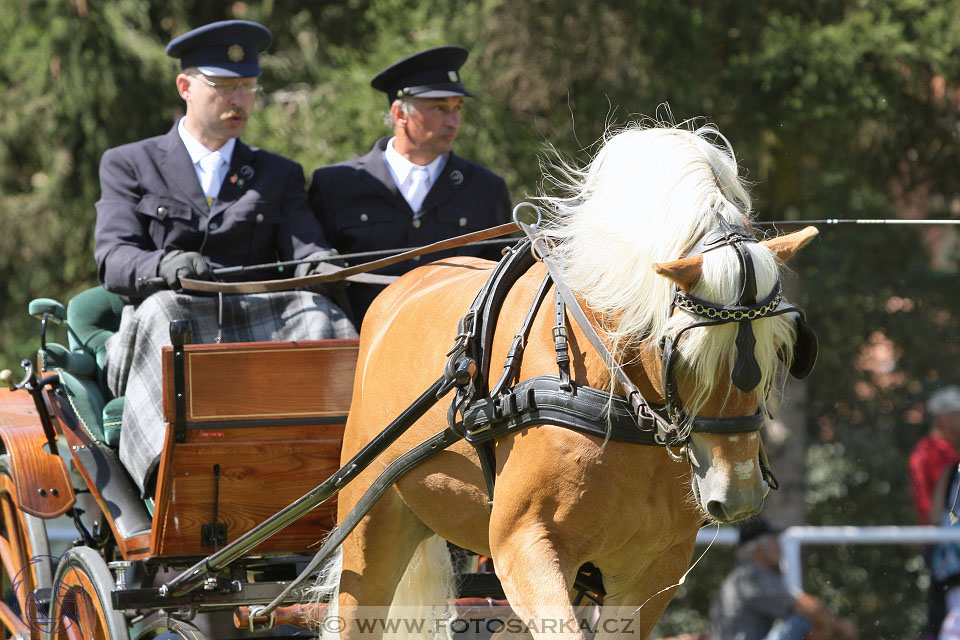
[{"left": 563, "top": 299, "right": 665, "bottom": 403}]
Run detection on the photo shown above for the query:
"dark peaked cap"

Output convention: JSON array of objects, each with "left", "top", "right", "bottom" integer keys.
[
  {"left": 737, "top": 518, "right": 781, "bottom": 546},
  {"left": 166, "top": 20, "right": 272, "bottom": 78},
  {"left": 371, "top": 45, "right": 472, "bottom": 104}
]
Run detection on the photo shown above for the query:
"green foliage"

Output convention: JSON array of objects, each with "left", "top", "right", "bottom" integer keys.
[{"left": 2, "top": 1, "right": 960, "bottom": 637}]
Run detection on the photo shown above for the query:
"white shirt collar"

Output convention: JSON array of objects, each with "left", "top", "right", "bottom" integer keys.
[
  {"left": 383, "top": 137, "right": 447, "bottom": 187},
  {"left": 177, "top": 117, "right": 236, "bottom": 167}
]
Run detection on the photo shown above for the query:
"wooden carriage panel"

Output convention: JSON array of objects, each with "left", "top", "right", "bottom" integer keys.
[
  {"left": 151, "top": 428, "right": 343, "bottom": 557},
  {"left": 152, "top": 339, "right": 358, "bottom": 558},
  {"left": 0, "top": 390, "right": 75, "bottom": 518},
  {"left": 162, "top": 340, "right": 358, "bottom": 423}
]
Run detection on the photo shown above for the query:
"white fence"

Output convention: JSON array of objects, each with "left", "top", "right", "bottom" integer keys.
[{"left": 696, "top": 525, "right": 960, "bottom": 591}]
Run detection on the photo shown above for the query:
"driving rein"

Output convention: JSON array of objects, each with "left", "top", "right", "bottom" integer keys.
[{"left": 232, "top": 210, "right": 818, "bottom": 617}]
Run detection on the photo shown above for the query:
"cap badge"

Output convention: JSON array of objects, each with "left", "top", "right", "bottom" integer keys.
[
  {"left": 228, "top": 44, "right": 245, "bottom": 62},
  {"left": 448, "top": 71, "right": 458, "bottom": 82}
]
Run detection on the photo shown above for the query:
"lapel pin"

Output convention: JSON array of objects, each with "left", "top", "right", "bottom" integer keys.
[
  {"left": 230, "top": 174, "right": 238, "bottom": 184},
  {"left": 239, "top": 165, "right": 255, "bottom": 181},
  {"left": 449, "top": 169, "right": 463, "bottom": 185}
]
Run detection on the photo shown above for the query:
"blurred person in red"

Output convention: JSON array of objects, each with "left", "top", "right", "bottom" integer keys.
[
  {"left": 910, "top": 386, "right": 960, "bottom": 525},
  {"left": 909, "top": 385, "right": 960, "bottom": 640}
]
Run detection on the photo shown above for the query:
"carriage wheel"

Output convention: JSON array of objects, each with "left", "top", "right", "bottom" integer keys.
[
  {"left": 132, "top": 617, "right": 207, "bottom": 640},
  {"left": 0, "top": 454, "right": 52, "bottom": 638},
  {"left": 46, "top": 546, "right": 128, "bottom": 640}
]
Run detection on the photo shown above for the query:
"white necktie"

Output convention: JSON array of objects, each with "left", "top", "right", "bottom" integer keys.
[
  {"left": 199, "top": 152, "right": 225, "bottom": 206},
  {"left": 405, "top": 167, "right": 430, "bottom": 214}
]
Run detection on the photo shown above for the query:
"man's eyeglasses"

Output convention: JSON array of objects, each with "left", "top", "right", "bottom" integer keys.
[{"left": 190, "top": 73, "right": 263, "bottom": 97}]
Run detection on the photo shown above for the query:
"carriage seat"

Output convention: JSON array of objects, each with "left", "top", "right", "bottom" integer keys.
[{"left": 32, "top": 286, "right": 125, "bottom": 447}]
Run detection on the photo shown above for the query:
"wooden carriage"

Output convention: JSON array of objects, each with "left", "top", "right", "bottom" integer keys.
[{"left": 0, "top": 286, "right": 361, "bottom": 639}]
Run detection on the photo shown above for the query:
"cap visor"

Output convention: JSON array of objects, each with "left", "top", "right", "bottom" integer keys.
[
  {"left": 409, "top": 89, "right": 472, "bottom": 99},
  {"left": 196, "top": 64, "right": 260, "bottom": 78}
]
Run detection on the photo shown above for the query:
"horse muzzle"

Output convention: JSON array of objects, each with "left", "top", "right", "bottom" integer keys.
[{"left": 688, "top": 437, "right": 768, "bottom": 523}]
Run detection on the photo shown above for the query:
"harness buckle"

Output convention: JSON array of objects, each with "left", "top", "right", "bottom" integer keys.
[{"left": 447, "top": 310, "right": 477, "bottom": 356}]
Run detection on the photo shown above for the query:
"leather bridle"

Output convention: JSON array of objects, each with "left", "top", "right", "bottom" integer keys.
[
  {"left": 516, "top": 205, "right": 816, "bottom": 462},
  {"left": 658, "top": 212, "right": 815, "bottom": 446}
]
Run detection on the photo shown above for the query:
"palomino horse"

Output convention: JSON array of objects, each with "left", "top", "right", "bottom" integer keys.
[{"left": 330, "top": 124, "right": 817, "bottom": 639}]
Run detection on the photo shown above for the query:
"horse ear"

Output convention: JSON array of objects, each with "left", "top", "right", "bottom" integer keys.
[
  {"left": 760, "top": 226, "right": 819, "bottom": 263},
  {"left": 652, "top": 255, "right": 703, "bottom": 292}
]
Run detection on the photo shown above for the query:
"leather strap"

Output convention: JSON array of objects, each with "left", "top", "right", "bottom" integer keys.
[
  {"left": 256, "top": 428, "right": 461, "bottom": 618},
  {"left": 518, "top": 221, "right": 675, "bottom": 437},
  {"left": 180, "top": 222, "right": 520, "bottom": 294}
]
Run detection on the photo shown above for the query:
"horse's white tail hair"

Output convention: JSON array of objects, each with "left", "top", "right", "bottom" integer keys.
[
  {"left": 306, "top": 544, "right": 342, "bottom": 640},
  {"left": 308, "top": 535, "right": 456, "bottom": 640},
  {"left": 385, "top": 534, "right": 457, "bottom": 640}
]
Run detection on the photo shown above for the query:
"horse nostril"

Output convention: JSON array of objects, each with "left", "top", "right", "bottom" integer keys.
[{"left": 706, "top": 500, "right": 727, "bottom": 521}]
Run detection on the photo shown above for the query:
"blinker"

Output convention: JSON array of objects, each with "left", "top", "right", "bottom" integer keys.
[{"left": 789, "top": 317, "right": 818, "bottom": 379}]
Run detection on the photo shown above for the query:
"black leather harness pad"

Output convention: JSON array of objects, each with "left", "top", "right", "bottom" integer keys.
[{"left": 459, "top": 375, "right": 662, "bottom": 446}]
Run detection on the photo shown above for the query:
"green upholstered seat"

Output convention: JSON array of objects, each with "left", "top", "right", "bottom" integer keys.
[
  {"left": 56, "top": 369, "right": 110, "bottom": 443},
  {"left": 67, "top": 286, "right": 125, "bottom": 371},
  {"left": 101, "top": 397, "right": 124, "bottom": 447},
  {"left": 33, "top": 286, "right": 125, "bottom": 446}
]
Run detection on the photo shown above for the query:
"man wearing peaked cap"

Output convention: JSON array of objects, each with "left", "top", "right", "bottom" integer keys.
[
  {"left": 94, "top": 20, "right": 355, "bottom": 497},
  {"left": 711, "top": 519, "right": 859, "bottom": 640},
  {"left": 309, "top": 45, "right": 512, "bottom": 324},
  {"left": 370, "top": 45, "right": 473, "bottom": 102}
]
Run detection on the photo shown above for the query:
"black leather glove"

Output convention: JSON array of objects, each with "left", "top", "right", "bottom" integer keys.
[
  {"left": 308, "top": 261, "right": 342, "bottom": 278},
  {"left": 158, "top": 250, "right": 212, "bottom": 289},
  {"left": 295, "top": 252, "right": 342, "bottom": 279},
  {"left": 295, "top": 252, "right": 349, "bottom": 311}
]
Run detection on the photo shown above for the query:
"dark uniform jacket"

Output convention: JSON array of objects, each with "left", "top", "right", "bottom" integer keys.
[
  {"left": 308, "top": 137, "right": 511, "bottom": 322},
  {"left": 95, "top": 124, "right": 333, "bottom": 302}
]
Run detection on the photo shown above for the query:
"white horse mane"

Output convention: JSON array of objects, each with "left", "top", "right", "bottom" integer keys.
[{"left": 541, "top": 122, "right": 796, "bottom": 420}]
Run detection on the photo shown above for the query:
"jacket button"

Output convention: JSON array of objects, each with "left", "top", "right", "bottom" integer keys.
[
  {"left": 255, "top": 213, "right": 264, "bottom": 223},
  {"left": 360, "top": 213, "right": 369, "bottom": 222},
  {"left": 209, "top": 221, "right": 220, "bottom": 231},
  {"left": 458, "top": 217, "right": 468, "bottom": 227},
  {"left": 412, "top": 219, "right": 422, "bottom": 229},
  {"left": 157, "top": 206, "right": 168, "bottom": 218}
]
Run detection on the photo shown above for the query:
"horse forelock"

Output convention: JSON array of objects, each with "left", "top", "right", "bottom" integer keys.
[
  {"left": 540, "top": 122, "right": 794, "bottom": 420},
  {"left": 667, "top": 244, "right": 797, "bottom": 426}
]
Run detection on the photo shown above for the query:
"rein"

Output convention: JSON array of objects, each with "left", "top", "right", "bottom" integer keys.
[
  {"left": 179, "top": 222, "right": 520, "bottom": 294},
  {"left": 223, "top": 208, "right": 807, "bottom": 624}
]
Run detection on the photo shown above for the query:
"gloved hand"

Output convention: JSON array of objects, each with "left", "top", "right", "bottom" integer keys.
[
  {"left": 295, "top": 252, "right": 343, "bottom": 279},
  {"left": 295, "top": 252, "right": 349, "bottom": 312},
  {"left": 308, "top": 260, "right": 342, "bottom": 278},
  {"left": 158, "top": 250, "right": 212, "bottom": 289}
]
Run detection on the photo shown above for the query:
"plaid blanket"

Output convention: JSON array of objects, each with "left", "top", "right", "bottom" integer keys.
[{"left": 105, "top": 290, "right": 357, "bottom": 494}]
